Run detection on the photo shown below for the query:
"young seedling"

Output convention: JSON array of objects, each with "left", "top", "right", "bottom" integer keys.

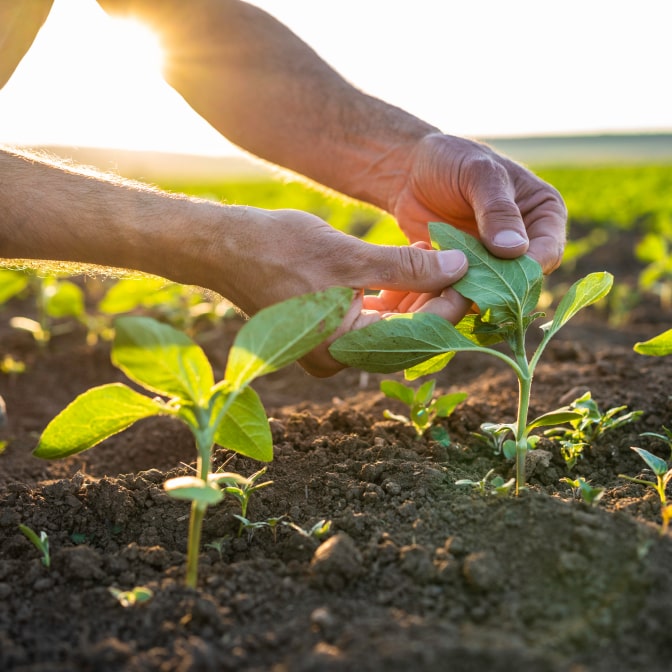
[
  {"left": 560, "top": 476, "right": 605, "bottom": 507},
  {"left": 284, "top": 518, "right": 332, "bottom": 540},
  {"left": 331, "top": 222, "right": 613, "bottom": 494},
  {"left": 545, "top": 391, "right": 643, "bottom": 469},
  {"left": 18, "top": 524, "right": 51, "bottom": 568},
  {"left": 456, "top": 469, "right": 515, "bottom": 497},
  {"left": 109, "top": 585, "right": 154, "bottom": 607},
  {"left": 33, "top": 287, "right": 352, "bottom": 587},
  {"left": 619, "top": 447, "right": 672, "bottom": 534},
  {"left": 380, "top": 378, "right": 467, "bottom": 445},
  {"left": 216, "top": 466, "right": 273, "bottom": 536}
]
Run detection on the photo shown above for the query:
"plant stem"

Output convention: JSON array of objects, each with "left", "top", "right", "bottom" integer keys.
[
  {"left": 515, "top": 372, "right": 532, "bottom": 496},
  {"left": 185, "top": 450, "right": 211, "bottom": 588},
  {"left": 185, "top": 501, "right": 206, "bottom": 588}
]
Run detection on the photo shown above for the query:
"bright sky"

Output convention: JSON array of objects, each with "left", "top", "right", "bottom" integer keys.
[{"left": 0, "top": 0, "right": 669, "bottom": 157}]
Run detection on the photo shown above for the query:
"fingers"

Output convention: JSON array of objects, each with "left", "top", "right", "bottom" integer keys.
[{"left": 461, "top": 153, "right": 567, "bottom": 274}]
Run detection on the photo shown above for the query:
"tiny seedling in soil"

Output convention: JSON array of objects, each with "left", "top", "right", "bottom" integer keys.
[
  {"left": 380, "top": 378, "right": 467, "bottom": 445},
  {"left": 331, "top": 222, "right": 613, "bottom": 494},
  {"left": 18, "top": 524, "right": 50, "bottom": 568},
  {"left": 545, "top": 391, "right": 643, "bottom": 469},
  {"left": 33, "top": 287, "right": 352, "bottom": 587},
  {"left": 108, "top": 585, "right": 154, "bottom": 607},
  {"left": 560, "top": 476, "right": 605, "bottom": 506},
  {"left": 214, "top": 467, "right": 273, "bottom": 536},
  {"left": 456, "top": 469, "right": 515, "bottom": 497},
  {"left": 619, "top": 447, "right": 672, "bottom": 534}
]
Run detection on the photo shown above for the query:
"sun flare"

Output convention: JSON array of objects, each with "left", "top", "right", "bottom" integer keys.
[{"left": 106, "top": 17, "right": 164, "bottom": 80}]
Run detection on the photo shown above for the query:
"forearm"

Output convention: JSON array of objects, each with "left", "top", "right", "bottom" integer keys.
[
  {"left": 0, "top": 148, "right": 224, "bottom": 285},
  {"left": 99, "top": 0, "right": 436, "bottom": 211}
]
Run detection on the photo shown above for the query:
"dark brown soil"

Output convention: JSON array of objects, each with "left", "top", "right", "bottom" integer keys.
[{"left": 2, "top": 245, "right": 672, "bottom": 671}]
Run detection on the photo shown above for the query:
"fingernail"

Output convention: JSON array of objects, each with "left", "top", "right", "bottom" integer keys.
[
  {"left": 438, "top": 250, "right": 467, "bottom": 275},
  {"left": 493, "top": 229, "right": 528, "bottom": 248}
]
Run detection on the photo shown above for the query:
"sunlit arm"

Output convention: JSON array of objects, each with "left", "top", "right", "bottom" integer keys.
[
  {"left": 97, "top": 0, "right": 436, "bottom": 212},
  {"left": 97, "top": 0, "right": 567, "bottom": 273}
]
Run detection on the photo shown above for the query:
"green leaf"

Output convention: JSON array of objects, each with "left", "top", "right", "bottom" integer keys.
[
  {"left": 0, "top": 269, "right": 29, "bottom": 304},
  {"left": 34, "top": 383, "right": 164, "bottom": 459},
  {"left": 212, "top": 386, "right": 273, "bottom": 462},
  {"left": 429, "top": 222, "right": 543, "bottom": 324},
  {"left": 112, "top": 316, "right": 213, "bottom": 402},
  {"left": 527, "top": 409, "right": 583, "bottom": 432},
  {"left": 380, "top": 380, "right": 414, "bottom": 406},
  {"left": 434, "top": 392, "right": 468, "bottom": 417},
  {"left": 99, "top": 277, "right": 178, "bottom": 314},
  {"left": 414, "top": 379, "right": 436, "bottom": 406},
  {"left": 404, "top": 352, "right": 455, "bottom": 381},
  {"left": 631, "top": 447, "right": 669, "bottom": 477},
  {"left": 43, "top": 280, "right": 85, "bottom": 319},
  {"left": 330, "top": 312, "right": 486, "bottom": 373},
  {"left": 165, "top": 476, "right": 224, "bottom": 506},
  {"left": 226, "top": 287, "right": 352, "bottom": 388},
  {"left": 543, "top": 272, "right": 613, "bottom": 339},
  {"left": 634, "top": 328, "right": 672, "bottom": 356}
]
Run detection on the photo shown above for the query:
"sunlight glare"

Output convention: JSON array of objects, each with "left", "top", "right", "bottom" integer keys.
[{"left": 106, "top": 17, "right": 164, "bottom": 81}]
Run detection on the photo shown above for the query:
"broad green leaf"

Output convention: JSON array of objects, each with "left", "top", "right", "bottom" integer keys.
[
  {"left": 34, "top": 383, "right": 164, "bottom": 459},
  {"left": 380, "top": 380, "right": 414, "bottom": 406},
  {"left": 634, "top": 328, "right": 672, "bottom": 356},
  {"left": 631, "top": 447, "right": 669, "bottom": 477},
  {"left": 226, "top": 287, "right": 352, "bottom": 388},
  {"left": 404, "top": 352, "right": 456, "bottom": 381},
  {"left": 164, "top": 476, "right": 224, "bottom": 506},
  {"left": 430, "top": 222, "right": 543, "bottom": 324},
  {"left": 544, "top": 272, "right": 613, "bottom": 339},
  {"left": 99, "top": 277, "right": 178, "bottom": 314},
  {"left": 527, "top": 409, "right": 583, "bottom": 432},
  {"left": 113, "top": 316, "right": 214, "bottom": 403},
  {"left": 43, "top": 280, "right": 84, "bottom": 319},
  {"left": 212, "top": 386, "right": 273, "bottom": 462},
  {"left": 0, "top": 269, "right": 29, "bottom": 304},
  {"left": 330, "top": 312, "right": 486, "bottom": 373}
]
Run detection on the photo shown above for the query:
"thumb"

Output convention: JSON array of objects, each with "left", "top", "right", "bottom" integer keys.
[{"left": 354, "top": 242, "right": 468, "bottom": 293}]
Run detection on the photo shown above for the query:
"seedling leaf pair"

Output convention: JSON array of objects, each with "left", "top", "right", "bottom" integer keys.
[{"left": 34, "top": 287, "right": 353, "bottom": 586}]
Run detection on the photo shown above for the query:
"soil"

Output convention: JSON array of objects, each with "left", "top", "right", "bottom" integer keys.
[{"left": 2, "top": 236, "right": 672, "bottom": 672}]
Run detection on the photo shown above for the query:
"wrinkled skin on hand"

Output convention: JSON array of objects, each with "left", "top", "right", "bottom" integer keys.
[{"left": 390, "top": 133, "right": 567, "bottom": 274}]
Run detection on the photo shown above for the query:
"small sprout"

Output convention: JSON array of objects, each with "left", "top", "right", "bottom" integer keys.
[
  {"left": 18, "top": 524, "right": 51, "bottom": 567},
  {"left": 560, "top": 476, "right": 604, "bottom": 506},
  {"left": 204, "top": 536, "right": 228, "bottom": 559},
  {"left": 619, "top": 447, "right": 672, "bottom": 534},
  {"left": 284, "top": 519, "right": 333, "bottom": 540},
  {"left": 546, "top": 391, "right": 643, "bottom": 469},
  {"left": 232, "top": 516, "right": 270, "bottom": 541},
  {"left": 380, "top": 378, "right": 467, "bottom": 445},
  {"left": 109, "top": 585, "right": 154, "bottom": 607},
  {"left": 471, "top": 422, "right": 513, "bottom": 455},
  {"left": 456, "top": 469, "right": 515, "bottom": 497},
  {"left": 213, "top": 467, "right": 273, "bottom": 537}
]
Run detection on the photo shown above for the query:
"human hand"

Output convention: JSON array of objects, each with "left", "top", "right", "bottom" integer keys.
[
  {"left": 388, "top": 133, "right": 567, "bottom": 275},
  {"left": 210, "top": 209, "right": 470, "bottom": 377}
]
